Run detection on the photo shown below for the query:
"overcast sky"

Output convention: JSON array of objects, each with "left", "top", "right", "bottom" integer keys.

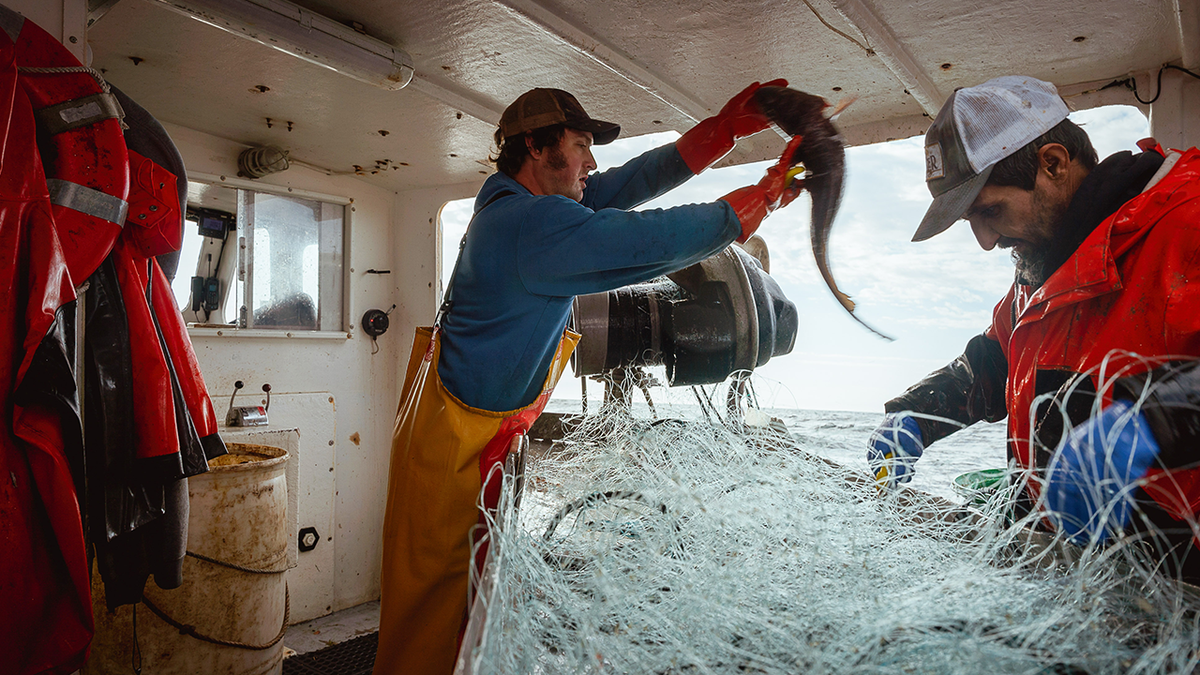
[{"left": 441, "top": 105, "right": 1151, "bottom": 413}]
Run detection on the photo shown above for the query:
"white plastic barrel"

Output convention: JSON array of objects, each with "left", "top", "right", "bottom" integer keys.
[{"left": 85, "top": 443, "right": 289, "bottom": 675}]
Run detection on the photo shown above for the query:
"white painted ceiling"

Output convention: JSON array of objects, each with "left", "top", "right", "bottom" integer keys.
[{"left": 86, "top": 0, "right": 1197, "bottom": 194}]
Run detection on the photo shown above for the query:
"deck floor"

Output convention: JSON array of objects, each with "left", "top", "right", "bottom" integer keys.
[
  {"left": 283, "top": 632, "right": 377, "bottom": 675},
  {"left": 283, "top": 600, "right": 380, "bottom": 672}
]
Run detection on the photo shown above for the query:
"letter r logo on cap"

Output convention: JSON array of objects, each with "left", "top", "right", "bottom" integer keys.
[{"left": 925, "top": 143, "right": 944, "bottom": 181}]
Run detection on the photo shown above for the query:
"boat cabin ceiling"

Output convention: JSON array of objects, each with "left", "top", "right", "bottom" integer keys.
[{"left": 86, "top": 0, "right": 1199, "bottom": 195}]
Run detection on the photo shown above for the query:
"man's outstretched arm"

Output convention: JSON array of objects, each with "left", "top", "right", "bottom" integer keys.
[
  {"left": 886, "top": 333, "right": 1009, "bottom": 444},
  {"left": 869, "top": 333, "right": 1008, "bottom": 489}
]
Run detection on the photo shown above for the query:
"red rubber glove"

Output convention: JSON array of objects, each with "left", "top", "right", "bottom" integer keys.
[
  {"left": 676, "top": 78, "right": 788, "bottom": 174},
  {"left": 720, "top": 135, "right": 805, "bottom": 243}
]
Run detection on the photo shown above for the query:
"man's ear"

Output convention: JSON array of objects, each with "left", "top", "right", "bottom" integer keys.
[
  {"left": 525, "top": 134, "right": 542, "bottom": 160},
  {"left": 1037, "top": 143, "right": 1072, "bottom": 180}
]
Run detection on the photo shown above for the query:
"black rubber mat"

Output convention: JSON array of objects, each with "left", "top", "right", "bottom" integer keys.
[{"left": 283, "top": 631, "right": 378, "bottom": 675}]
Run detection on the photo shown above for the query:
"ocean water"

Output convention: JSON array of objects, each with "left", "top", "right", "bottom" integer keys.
[
  {"left": 778, "top": 408, "right": 1009, "bottom": 503},
  {"left": 546, "top": 400, "right": 1009, "bottom": 504}
]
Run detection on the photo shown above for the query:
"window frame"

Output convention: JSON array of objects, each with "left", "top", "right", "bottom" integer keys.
[{"left": 184, "top": 172, "right": 353, "bottom": 340}]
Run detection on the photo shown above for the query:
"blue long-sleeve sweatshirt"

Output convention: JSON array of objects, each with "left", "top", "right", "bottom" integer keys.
[{"left": 437, "top": 143, "right": 742, "bottom": 411}]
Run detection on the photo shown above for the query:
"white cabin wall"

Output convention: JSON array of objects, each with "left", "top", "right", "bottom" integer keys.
[
  {"left": 10, "top": 0, "right": 84, "bottom": 61},
  {"left": 1150, "top": 69, "right": 1200, "bottom": 150},
  {"left": 391, "top": 182, "right": 482, "bottom": 344},
  {"left": 164, "top": 122, "right": 402, "bottom": 612}
]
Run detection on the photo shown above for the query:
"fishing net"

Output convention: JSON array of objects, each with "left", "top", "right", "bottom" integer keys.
[{"left": 462, "top": 358, "right": 1200, "bottom": 675}]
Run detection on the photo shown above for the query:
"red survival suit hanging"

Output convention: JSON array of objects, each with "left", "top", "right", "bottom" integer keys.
[
  {"left": 89, "top": 147, "right": 227, "bottom": 607},
  {"left": 0, "top": 5, "right": 132, "bottom": 669},
  {"left": 0, "top": 5, "right": 227, "bottom": 671},
  {"left": 0, "top": 46, "right": 94, "bottom": 675}
]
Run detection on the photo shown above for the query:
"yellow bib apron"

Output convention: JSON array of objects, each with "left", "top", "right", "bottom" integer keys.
[{"left": 373, "top": 326, "right": 579, "bottom": 675}]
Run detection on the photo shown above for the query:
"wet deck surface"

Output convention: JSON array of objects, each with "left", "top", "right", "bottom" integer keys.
[{"left": 284, "top": 599, "right": 379, "bottom": 655}]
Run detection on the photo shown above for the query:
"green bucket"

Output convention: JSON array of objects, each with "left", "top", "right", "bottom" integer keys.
[{"left": 953, "top": 468, "right": 1008, "bottom": 506}]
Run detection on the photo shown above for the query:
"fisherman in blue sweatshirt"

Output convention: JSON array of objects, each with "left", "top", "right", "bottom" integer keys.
[{"left": 375, "top": 83, "right": 806, "bottom": 674}]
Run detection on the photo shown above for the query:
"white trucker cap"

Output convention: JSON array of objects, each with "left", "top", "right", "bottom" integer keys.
[{"left": 912, "top": 76, "right": 1070, "bottom": 242}]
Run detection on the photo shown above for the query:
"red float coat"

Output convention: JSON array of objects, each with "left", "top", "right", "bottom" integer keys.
[
  {"left": 0, "top": 38, "right": 225, "bottom": 675},
  {"left": 888, "top": 145, "right": 1200, "bottom": 553},
  {"left": 986, "top": 146, "right": 1200, "bottom": 515},
  {"left": 0, "top": 63, "right": 92, "bottom": 675}
]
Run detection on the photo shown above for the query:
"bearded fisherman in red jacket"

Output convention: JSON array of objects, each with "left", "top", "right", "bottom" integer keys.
[{"left": 866, "top": 75, "right": 1200, "bottom": 581}]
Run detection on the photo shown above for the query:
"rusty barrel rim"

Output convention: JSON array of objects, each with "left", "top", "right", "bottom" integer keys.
[{"left": 206, "top": 442, "right": 288, "bottom": 473}]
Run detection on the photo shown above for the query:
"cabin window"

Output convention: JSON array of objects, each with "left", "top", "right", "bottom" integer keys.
[{"left": 172, "top": 179, "right": 347, "bottom": 332}]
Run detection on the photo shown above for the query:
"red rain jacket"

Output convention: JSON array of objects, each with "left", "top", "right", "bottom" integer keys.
[
  {"left": 0, "top": 63, "right": 92, "bottom": 675},
  {"left": 888, "top": 145, "right": 1200, "bottom": 556},
  {"left": 0, "top": 35, "right": 224, "bottom": 675},
  {"left": 988, "top": 146, "right": 1200, "bottom": 511}
]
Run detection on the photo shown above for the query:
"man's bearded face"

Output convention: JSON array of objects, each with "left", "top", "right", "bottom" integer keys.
[
  {"left": 966, "top": 180, "right": 1073, "bottom": 286},
  {"left": 999, "top": 186, "right": 1070, "bottom": 286}
]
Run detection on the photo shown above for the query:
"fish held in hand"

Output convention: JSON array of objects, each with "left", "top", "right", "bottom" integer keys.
[{"left": 752, "top": 85, "right": 892, "bottom": 341}]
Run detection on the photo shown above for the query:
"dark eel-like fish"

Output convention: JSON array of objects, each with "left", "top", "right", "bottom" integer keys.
[{"left": 753, "top": 85, "right": 893, "bottom": 341}]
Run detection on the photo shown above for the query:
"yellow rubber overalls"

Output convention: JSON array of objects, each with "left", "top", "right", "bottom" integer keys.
[{"left": 373, "top": 324, "right": 579, "bottom": 675}]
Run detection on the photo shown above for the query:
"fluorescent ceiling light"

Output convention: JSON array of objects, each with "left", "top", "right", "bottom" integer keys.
[{"left": 149, "top": 0, "right": 414, "bottom": 90}]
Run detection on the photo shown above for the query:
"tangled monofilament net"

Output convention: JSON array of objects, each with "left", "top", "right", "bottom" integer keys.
[{"left": 463, "top": 365, "right": 1200, "bottom": 675}]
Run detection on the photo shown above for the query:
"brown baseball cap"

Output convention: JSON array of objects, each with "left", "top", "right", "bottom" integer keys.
[{"left": 499, "top": 88, "right": 620, "bottom": 145}]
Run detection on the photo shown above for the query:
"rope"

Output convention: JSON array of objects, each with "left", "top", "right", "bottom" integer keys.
[
  {"left": 17, "top": 66, "right": 129, "bottom": 130},
  {"left": 186, "top": 549, "right": 289, "bottom": 575},
  {"left": 18, "top": 65, "right": 111, "bottom": 93},
  {"left": 141, "top": 583, "right": 290, "bottom": 651}
]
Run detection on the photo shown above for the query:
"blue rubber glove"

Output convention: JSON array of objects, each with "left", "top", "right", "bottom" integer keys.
[
  {"left": 1046, "top": 400, "right": 1161, "bottom": 546},
  {"left": 868, "top": 412, "right": 924, "bottom": 490}
]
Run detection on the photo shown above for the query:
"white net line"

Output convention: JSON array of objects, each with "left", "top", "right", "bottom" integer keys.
[{"left": 465, "top": 361, "right": 1200, "bottom": 674}]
